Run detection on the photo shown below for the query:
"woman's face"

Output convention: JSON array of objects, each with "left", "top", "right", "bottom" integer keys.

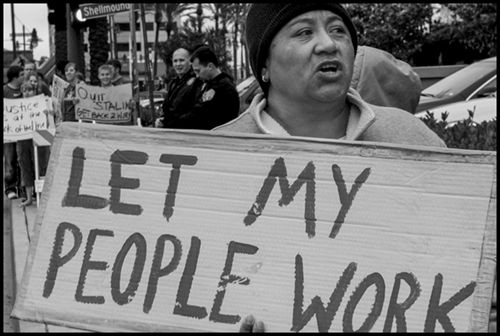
[
  {"left": 265, "top": 10, "right": 355, "bottom": 104},
  {"left": 23, "top": 87, "right": 36, "bottom": 98},
  {"left": 65, "top": 66, "right": 77, "bottom": 82},
  {"left": 28, "top": 75, "right": 39, "bottom": 88}
]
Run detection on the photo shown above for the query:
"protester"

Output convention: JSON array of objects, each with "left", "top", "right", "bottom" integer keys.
[
  {"left": 98, "top": 64, "right": 113, "bottom": 88},
  {"left": 351, "top": 45, "right": 422, "bottom": 114},
  {"left": 106, "top": 59, "right": 129, "bottom": 86},
  {"left": 25, "top": 72, "right": 51, "bottom": 179},
  {"left": 158, "top": 46, "right": 239, "bottom": 130},
  {"left": 24, "top": 61, "right": 51, "bottom": 97},
  {"left": 61, "top": 62, "right": 82, "bottom": 122},
  {"left": 15, "top": 82, "right": 40, "bottom": 207},
  {"left": 214, "top": 3, "right": 444, "bottom": 148},
  {"left": 27, "top": 73, "right": 41, "bottom": 95},
  {"left": 212, "top": 3, "right": 467, "bottom": 331},
  {"left": 3, "top": 65, "right": 25, "bottom": 200},
  {"left": 155, "top": 47, "right": 203, "bottom": 128}
]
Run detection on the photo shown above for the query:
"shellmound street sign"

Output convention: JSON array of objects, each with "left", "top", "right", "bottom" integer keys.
[
  {"left": 80, "top": 3, "right": 136, "bottom": 20},
  {"left": 12, "top": 123, "right": 496, "bottom": 332}
]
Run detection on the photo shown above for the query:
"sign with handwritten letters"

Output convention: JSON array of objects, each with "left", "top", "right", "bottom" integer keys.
[
  {"left": 74, "top": 83, "right": 132, "bottom": 123},
  {"left": 12, "top": 124, "right": 496, "bottom": 332},
  {"left": 51, "top": 75, "right": 70, "bottom": 125},
  {"left": 3, "top": 94, "right": 51, "bottom": 143}
]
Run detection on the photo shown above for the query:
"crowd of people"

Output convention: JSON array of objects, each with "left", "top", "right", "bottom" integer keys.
[
  {"left": 3, "top": 3, "right": 495, "bottom": 331},
  {"left": 4, "top": 62, "right": 51, "bottom": 207}
]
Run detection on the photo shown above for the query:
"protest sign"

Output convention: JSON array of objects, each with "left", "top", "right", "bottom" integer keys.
[
  {"left": 74, "top": 83, "right": 132, "bottom": 123},
  {"left": 12, "top": 123, "right": 496, "bottom": 332},
  {"left": 51, "top": 75, "right": 69, "bottom": 125},
  {"left": 4, "top": 94, "right": 51, "bottom": 143}
]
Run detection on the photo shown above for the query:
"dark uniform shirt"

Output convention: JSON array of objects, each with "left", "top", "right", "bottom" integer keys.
[
  {"left": 162, "top": 69, "right": 203, "bottom": 128},
  {"left": 171, "top": 72, "right": 240, "bottom": 130}
]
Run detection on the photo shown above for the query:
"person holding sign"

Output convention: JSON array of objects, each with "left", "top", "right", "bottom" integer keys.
[
  {"left": 3, "top": 65, "right": 24, "bottom": 200},
  {"left": 217, "top": 4, "right": 497, "bottom": 332},
  {"left": 214, "top": 4, "right": 445, "bottom": 148},
  {"left": 61, "top": 62, "right": 82, "bottom": 122},
  {"left": 16, "top": 82, "right": 39, "bottom": 207},
  {"left": 24, "top": 61, "right": 51, "bottom": 97}
]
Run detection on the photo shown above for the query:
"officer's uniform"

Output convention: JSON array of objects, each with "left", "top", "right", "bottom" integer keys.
[
  {"left": 171, "top": 72, "right": 240, "bottom": 130},
  {"left": 162, "top": 69, "right": 203, "bottom": 128}
]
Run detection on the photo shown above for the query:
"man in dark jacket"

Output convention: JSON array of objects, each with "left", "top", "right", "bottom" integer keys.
[
  {"left": 155, "top": 48, "right": 203, "bottom": 128},
  {"left": 164, "top": 46, "right": 240, "bottom": 130}
]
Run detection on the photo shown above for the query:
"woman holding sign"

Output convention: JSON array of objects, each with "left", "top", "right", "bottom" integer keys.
[
  {"left": 61, "top": 62, "right": 82, "bottom": 122},
  {"left": 225, "top": 3, "right": 496, "bottom": 332},
  {"left": 16, "top": 82, "right": 38, "bottom": 206}
]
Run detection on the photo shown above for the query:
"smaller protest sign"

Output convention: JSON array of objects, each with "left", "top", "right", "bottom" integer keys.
[
  {"left": 51, "top": 75, "right": 69, "bottom": 125},
  {"left": 3, "top": 94, "right": 50, "bottom": 143},
  {"left": 75, "top": 83, "right": 133, "bottom": 123}
]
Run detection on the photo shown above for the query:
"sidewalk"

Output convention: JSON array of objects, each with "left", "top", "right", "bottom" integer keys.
[{"left": 8, "top": 195, "right": 88, "bottom": 332}]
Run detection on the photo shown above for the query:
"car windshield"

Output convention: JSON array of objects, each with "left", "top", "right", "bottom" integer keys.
[{"left": 422, "top": 61, "right": 495, "bottom": 98}]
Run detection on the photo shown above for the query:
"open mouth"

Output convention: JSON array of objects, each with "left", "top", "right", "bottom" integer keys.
[{"left": 319, "top": 64, "right": 339, "bottom": 74}]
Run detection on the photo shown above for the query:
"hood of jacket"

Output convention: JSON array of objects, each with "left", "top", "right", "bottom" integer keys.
[{"left": 350, "top": 46, "right": 421, "bottom": 114}]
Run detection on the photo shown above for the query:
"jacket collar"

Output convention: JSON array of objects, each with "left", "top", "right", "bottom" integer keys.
[{"left": 248, "top": 88, "right": 376, "bottom": 140}]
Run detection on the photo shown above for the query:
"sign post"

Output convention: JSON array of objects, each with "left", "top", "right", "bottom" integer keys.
[{"left": 11, "top": 124, "right": 496, "bottom": 332}]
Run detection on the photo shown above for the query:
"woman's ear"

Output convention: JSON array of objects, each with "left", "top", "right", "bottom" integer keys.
[{"left": 261, "top": 68, "right": 269, "bottom": 82}]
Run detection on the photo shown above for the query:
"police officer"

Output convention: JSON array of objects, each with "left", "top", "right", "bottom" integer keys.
[
  {"left": 164, "top": 46, "right": 240, "bottom": 130},
  {"left": 156, "top": 48, "right": 203, "bottom": 128}
]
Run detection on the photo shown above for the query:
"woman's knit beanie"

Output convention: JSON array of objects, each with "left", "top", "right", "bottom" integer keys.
[{"left": 245, "top": 3, "right": 358, "bottom": 94}]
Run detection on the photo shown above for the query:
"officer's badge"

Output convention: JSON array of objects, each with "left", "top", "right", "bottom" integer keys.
[
  {"left": 187, "top": 78, "right": 195, "bottom": 86},
  {"left": 202, "top": 89, "right": 216, "bottom": 102}
]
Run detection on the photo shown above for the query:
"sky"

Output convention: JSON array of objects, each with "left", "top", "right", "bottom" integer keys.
[{"left": 3, "top": 3, "right": 50, "bottom": 60}]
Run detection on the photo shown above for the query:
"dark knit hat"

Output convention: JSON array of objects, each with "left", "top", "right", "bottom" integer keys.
[{"left": 245, "top": 3, "right": 358, "bottom": 94}]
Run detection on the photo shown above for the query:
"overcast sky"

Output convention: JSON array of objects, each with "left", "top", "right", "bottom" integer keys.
[{"left": 4, "top": 3, "right": 50, "bottom": 60}]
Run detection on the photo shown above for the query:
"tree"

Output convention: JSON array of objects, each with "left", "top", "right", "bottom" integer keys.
[
  {"left": 88, "top": 17, "right": 110, "bottom": 85},
  {"left": 153, "top": 3, "right": 192, "bottom": 78},
  {"left": 225, "top": 3, "right": 251, "bottom": 82},
  {"left": 347, "top": 3, "right": 433, "bottom": 65},
  {"left": 345, "top": 3, "right": 497, "bottom": 66}
]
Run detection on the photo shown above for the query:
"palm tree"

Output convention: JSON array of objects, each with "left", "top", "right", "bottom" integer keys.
[
  {"left": 226, "top": 3, "right": 251, "bottom": 82},
  {"left": 88, "top": 17, "right": 110, "bottom": 85},
  {"left": 153, "top": 3, "right": 191, "bottom": 78}
]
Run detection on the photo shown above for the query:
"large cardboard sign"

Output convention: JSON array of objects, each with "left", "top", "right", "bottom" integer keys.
[
  {"left": 3, "top": 94, "right": 51, "bottom": 143},
  {"left": 12, "top": 123, "right": 496, "bottom": 332},
  {"left": 51, "top": 75, "right": 69, "bottom": 125},
  {"left": 75, "top": 83, "right": 132, "bottom": 123}
]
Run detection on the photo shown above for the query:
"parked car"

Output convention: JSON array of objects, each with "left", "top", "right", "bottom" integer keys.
[
  {"left": 237, "top": 75, "right": 261, "bottom": 114},
  {"left": 415, "top": 96, "right": 496, "bottom": 126},
  {"left": 416, "top": 57, "right": 496, "bottom": 113}
]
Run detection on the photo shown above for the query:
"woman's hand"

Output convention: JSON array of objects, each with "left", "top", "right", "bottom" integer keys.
[{"left": 239, "top": 315, "right": 265, "bottom": 333}]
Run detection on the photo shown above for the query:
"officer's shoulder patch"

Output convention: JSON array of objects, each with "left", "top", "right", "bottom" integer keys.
[
  {"left": 202, "top": 89, "right": 216, "bottom": 102},
  {"left": 187, "top": 77, "right": 195, "bottom": 86}
]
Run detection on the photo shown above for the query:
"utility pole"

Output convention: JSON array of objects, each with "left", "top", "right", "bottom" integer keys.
[
  {"left": 23, "top": 25, "right": 26, "bottom": 56},
  {"left": 129, "top": 5, "right": 139, "bottom": 125},
  {"left": 140, "top": 3, "right": 156, "bottom": 127},
  {"left": 11, "top": 4, "right": 17, "bottom": 59}
]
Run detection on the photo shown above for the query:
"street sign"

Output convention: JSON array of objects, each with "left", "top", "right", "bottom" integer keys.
[{"left": 79, "top": 3, "right": 137, "bottom": 20}]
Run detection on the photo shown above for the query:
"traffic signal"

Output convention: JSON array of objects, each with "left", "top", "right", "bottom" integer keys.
[
  {"left": 47, "top": 2, "right": 66, "bottom": 30},
  {"left": 30, "top": 29, "right": 38, "bottom": 50}
]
